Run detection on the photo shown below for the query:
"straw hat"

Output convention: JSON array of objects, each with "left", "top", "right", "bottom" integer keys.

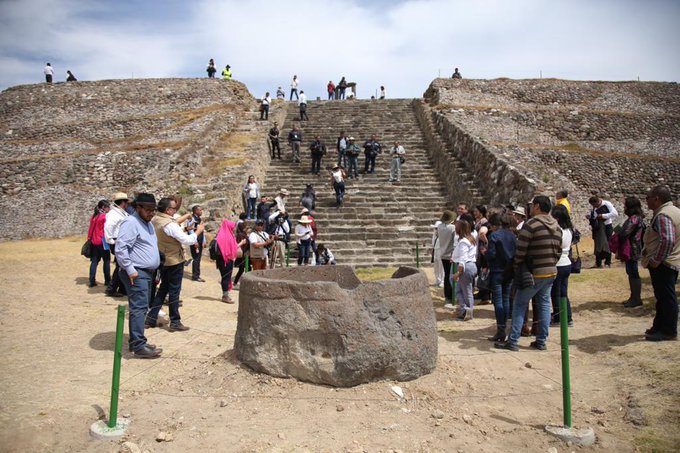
[
  {"left": 279, "top": 188, "right": 290, "bottom": 196},
  {"left": 440, "top": 210, "right": 456, "bottom": 224},
  {"left": 112, "top": 192, "right": 130, "bottom": 202},
  {"left": 430, "top": 220, "right": 442, "bottom": 229},
  {"left": 298, "top": 215, "right": 313, "bottom": 224},
  {"left": 512, "top": 206, "right": 527, "bottom": 217}
]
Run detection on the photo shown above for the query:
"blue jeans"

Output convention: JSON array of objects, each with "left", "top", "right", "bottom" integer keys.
[
  {"left": 333, "top": 181, "right": 345, "bottom": 206},
  {"left": 298, "top": 239, "right": 311, "bottom": 265},
  {"left": 337, "top": 150, "right": 346, "bottom": 168},
  {"left": 147, "top": 263, "right": 183, "bottom": 325},
  {"left": 347, "top": 156, "right": 358, "bottom": 178},
  {"left": 508, "top": 276, "right": 555, "bottom": 347},
  {"left": 550, "top": 265, "right": 572, "bottom": 323},
  {"left": 490, "top": 271, "right": 511, "bottom": 328},
  {"left": 290, "top": 88, "right": 298, "bottom": 100},
  {"left": 649, "top": 264, "right": 679, "bottom": 337},
  {"left": 364, "top": 153, "right": 376, "bottom": 173},
  {"left": 191, "top": 243, "right": 203, "bottom": 279},
  {"left": 456, "top": 262, "right": 477, "bottom": 310},
  {"left": 247, "top": 197, "right": 257, "bottom": 219},
  {"left": 89, "top": 244, "right": 111, "bottom": 285},
  {"left": 119, "top": 268, "right": 154, "bottom": 352},
  {"left": 625, "top": 259, "right": 640, "bottom": 279}
]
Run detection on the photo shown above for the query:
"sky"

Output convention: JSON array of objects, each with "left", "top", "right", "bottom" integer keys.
[{"left": 1, "top": 0, "right": 679, "bottom": 99}]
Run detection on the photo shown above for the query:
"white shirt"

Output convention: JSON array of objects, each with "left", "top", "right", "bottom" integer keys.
[
  {"left": 391, "top": 145, "right": 405, "bottom": 157},
  {"left": 276, "top": 88, "right": 285, "bottom": 99},
  {"left": 380, "top": 88, "right": 386, "bottom": 98},
  {"left": 162, "top": 221, "right": 198, "bottom": 247},
  {"left": 104, "top": 204, "right": 129, "bottom": 244},
  {"left": 269, "top": 216, "right": 290, "bottom": 237},
  {"left": 249, "top": 231, "right": 270, "bottom": 258},
  {"left": 291, "top": 78, "right": 298, "bottom": 89},
  {"left": 332, "top": 169, "right": 344, "bottom": 183},
  {"left": 247, "top": 182, "right": 259, "bottom": 199},
  {"left": 557, "top": 227, "right": 573, "bottom": 267},
  {"left": 299, "top": 93, "right": 307, "bottom": 105},
  {"left": 262, "top": 95, "right": 271, "bottom": 105},
  {"left": 451, "top": 237, "right": 477, "bottom": 266},
  {"left": 591, "top": 200, "right": 618, "bottom": 226},
  {"left": 295, "top": 224, "right": 312, "bottom": 243},
  {"left": 44, "top": 65, "right": 54, "bottom": 75},
  {"left": 274, "top": 195, "right": 286, "bottom": 213},
  {"left": 339, "top": 138, "right": 347, "bottom": 151}
]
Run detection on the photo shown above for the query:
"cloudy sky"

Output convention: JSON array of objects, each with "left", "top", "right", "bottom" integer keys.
[{"left": 1, "top": 0, "right": 678, "bottom": 99}]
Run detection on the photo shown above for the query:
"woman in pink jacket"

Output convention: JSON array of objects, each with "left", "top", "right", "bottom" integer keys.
[{"left": 87, "top": 200, "right": 111, "bottom": 287}]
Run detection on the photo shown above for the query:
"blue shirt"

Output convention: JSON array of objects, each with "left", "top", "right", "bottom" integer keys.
[{"left": 115, "top": 212, "right": 161, "bottom": 276}]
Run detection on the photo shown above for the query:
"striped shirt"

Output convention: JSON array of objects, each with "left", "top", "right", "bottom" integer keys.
[
  {"left": 514, "top": 214, "right": 562, "bottom": 279},
  {"left": 652, "top": 213, "right": 677, "bottom": 270}
]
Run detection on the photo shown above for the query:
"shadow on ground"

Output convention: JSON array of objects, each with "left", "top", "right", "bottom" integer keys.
[
  {"left": 90, "top": 331, "right": 130, "bottom": 352},
  {"left": 570, "top": 333, "right": 642, "bottom": 353}
]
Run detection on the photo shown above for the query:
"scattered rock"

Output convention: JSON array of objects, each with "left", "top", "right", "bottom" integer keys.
[
  {"left": 391, "top": 386, "right": 405, "bottom": 400},
  {"left": 524, "top": 362, "right": 532, "bottom": 369},
  {"left": 155, "top": 432, "right": 167, "bottom": 442},
  {"left": 118, "top": 441, "right": 141, "bottom": 453},
  {"left": 591, "top": 406, "right": 605, "bottom": 414},
  {"left": 336, "top": 405, "right": 345, "bottom": 412},
  {"left": 462, "top": 414, "right": 472, "bottom": 424},
  {"left": 548, "top": 447, "right": 558, "bottom": 453},
  {"left": 220, "top": 399, "right": 228, "bottom": 407},
  {"left": 431, "top": 410, "right": 445, "bottom": 420}
]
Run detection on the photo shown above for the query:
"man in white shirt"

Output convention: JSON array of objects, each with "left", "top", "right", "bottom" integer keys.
[
  {"left": 290, "top": 75, "right": 299, "bottom": 101},
  {"left": 249, "top": 220, "right": 275, "bottom": 270},
  {"left": 388, "top": 141, "right": 405, "bottom": 183},
  {"left": 146, "top": 198, "right": 203, "bottom": 331},
  {"left": 260, "top": 92, "right": 271, "bottom": 120},
  {"left": 44, "top": 63, "right": 54, "bottom": 83},
  {"left": 268, "top": 210, "right": 290, "bottom": 269},
  {"left": 299, "top": 90, "right": 308, "bottom": 121},
  {"left": 587, "top": 196, "right": 619, "bottom": 268},
  {"left": 105, "top": 192, "right": 131, "bottom": 297}
]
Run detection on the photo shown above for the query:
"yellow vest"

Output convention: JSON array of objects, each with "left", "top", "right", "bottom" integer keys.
[
  {"left": 642, "top": 201, "right": 680, "bottom": 269},
  {"left": 556, "top": 198, "right": 571, "bottom": 215},
  {"left": 151, "top": 213, "right": 186, "bottom": 267},
  {"left": 222, "top": 69, "right": 232, "bottom": 80}
]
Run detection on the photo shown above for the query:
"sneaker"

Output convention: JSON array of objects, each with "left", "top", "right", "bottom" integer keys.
[
  {"left": 222, "top": 295, "right": 235, "bottom": 304},
  {"left": 568, "top": 320, "right": 574, "bottom": 327},
  {"left": 192, "top": 277, "right": 206, "bottom": 282},
  {"left": 623, "top": 300, "right": 642, "bottom": 308},
  {"left": 494, "top": 341, "right": 519, "bottom": 352},
  {"left": 529, "top": 340, "right": 547, "bottom": 351},
  {"left": 644, "top": 331, "right": 677, "bottom": 342},
  {"left": 463, "top": 307, "right": 473, "bottom": 321},
  {"left": 168, "top": 322, "right": 190, "bottom": 332},
  {"left": 443, "top": 303, "right": 455, "bottom": 310}
]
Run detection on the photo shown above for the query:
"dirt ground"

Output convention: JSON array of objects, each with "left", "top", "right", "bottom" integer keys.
[{"left": 0, "top": 237, "right": 678, "bottom": 453}]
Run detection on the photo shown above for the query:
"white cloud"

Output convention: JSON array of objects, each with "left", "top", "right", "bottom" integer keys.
[{"left": 1, "top": 0, "right": 678, "bottom": 96}]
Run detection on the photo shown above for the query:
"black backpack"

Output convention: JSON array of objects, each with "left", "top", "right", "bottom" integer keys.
[{"left": 208, "top": 239, "right": 220, "bottom": 261}]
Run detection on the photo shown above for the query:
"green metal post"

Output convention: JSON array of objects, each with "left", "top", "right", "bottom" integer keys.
[
  {"left": 415, "top": 242, "right": 420, "bottom": 268},
  {"left": 108, "top": 304, "right": 126, "bottom": 428},
  {"left": 244, "top": 255, "right": 249, "bottom": 273},
  {"left": 559, "top": 296, "right": 572, "bottom": 428},
  {"left": 286, "top": 246, "right": 290, "bottom": 267},
  {"left": 451, "top": 263, "right": 458, "bottom": 304}
]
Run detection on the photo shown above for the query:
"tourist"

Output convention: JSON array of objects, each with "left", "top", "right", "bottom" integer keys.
[
  {"left": 206, "top": 59, "right": 216, "bottom": 78},
  {"left": 104, "top": 192, "right": 131, "bottom": 297},
  {"left": 495, "top": 195, "right": 562, "bottom": 351},
  {"left": 388, "top": 141, "right": 405, "bottom": 183},
  {"left": 619, "top": 197, "right": 646, "bottom": 308},
  {"left": 185, "top": 204, "right": 206, "bottom": 282},
  {"left": 290, "top": 75, "right": 299, "bottom": 101},
  {"left": 309, "top": 136, "right": 325, "bottom": 175},
  {"left": 485, "top": 213, "right": 517, "bottom": 342},
  {"left": 316, "top": 243, "right": 336, "bottom": 265},
  {"left": 512, "top": 206, "right": 526, "bottom": 230},
  {"left": 221, "top": 65, "right": 232, "bottom": 79},
  {"left": 452, "top": 219, "right": 478, "bottom": 320},
  {"left": 268, "top": 209, "right": 290, "bottom": 269},
  {"left": 146, "top": 197, "right": 203, "bottom": 332},
  {"left": 345, "top": 137, "right": 361, "bottom": 179},
  {"left": 641, "top": 185, "right": 679, "bottom": 341},
  {"left": 299, "top": 90, "right": 308, "bottom": 121},
  {"left": 337, "top": 77, "right": 347, "bottom": 99},
  {"left": 288, "top": 126, "right": 303, "bottom": 163},
  {"left": 260, "top": 91, "right": 271, "bottom": 120},
  {"left": 550, "top": 205, "right": 574, "bottom": 327},
  {"left": 269, "top": 122, "right": 281, "bottom": 159},
  {"left": 472, "top": 205, "right": 491, "bottom": 305},
  {"left": 296, "top": 215, "right": 314, "bottom": 266},
  {"left": 438, "top": 210, "right": 457, "bottom": 309},
  {"left": 276, "top": 86, "right": 285, "bottom": 100},
  {"left": 379, "top": 86, "right": 386, "bottom": 99},
  {"left": 215, "top": 218, "right": 241, "bottom": 303},
  {"left": 299, "top": 184, "right": 316, "bottom": 211},
  {"left": 555, "top": 189, "right": 571, "bottom": 215},
  {"left": 243, "top": 175, "right": 260, "bottom": 220},
  {"left": 431, "top": 220, "right": 444, "bottom": 287},
  {"left": 586, "top": 195, "right": 618, "bottom": 268},
  {"left": 249, "top": 219, "right": 275, "bottom": 270},
  {"left": 452, "top": 67, "right": 462, "bottom": 79},
  {"left": 363, "top": 135, "right": 382, "bottom": 174},
  {"left": 44, "top": 63, "right": 53, "bottom": 83},
  {"left": 456, "top": 202, "right": 469, "bottom": 220},
  {"left": 257, "top": 196, "right": 275, "bottom": 222},
  {"left": 301, "top": 207, "right": 319, "bottom": 262},
  {"left": 115, "top": 193, "right": 162, "bottom": 358},
  {"left": 232, "top": 220, "right": 250, "bottom": 287},
  {"left": 336, "top": 131, "right": 348, "bottom": 168},
  {"left": 87, "top": 200, "right": 111, "bottom": 287},
  {"left": 66, "top": 70, "right": 77, "bottom": 82},
  {"left": 275, "top": 188, "right": 289, "bottom": 213},
  {"left": 327, "top": 80, "right": 335, "bottom": 100},
  {"left": 330, "top": 165, "right": 346, "bottom": 209}
]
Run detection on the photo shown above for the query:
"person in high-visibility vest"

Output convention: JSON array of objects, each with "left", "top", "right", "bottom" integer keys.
[{"left": 221, "top": 65, "right": 232, "bottom": 80}]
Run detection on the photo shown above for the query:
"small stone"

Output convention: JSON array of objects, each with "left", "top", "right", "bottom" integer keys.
[
  {"left": 165, "top": 432, "right": 173, "bottom": 442},
  {"left": 220, "top": 399, "right": 228, "bottom": 407},
  {"left": 431, "top": 410, "right": 445, "bottom": 420},
  {"left": 434, "top": 421, "right": 441, "bottom": 427},
  {"left": 155, "top": 431, "right": 166, "bottom": 442},
  {"left": 119, "top": 441, "right": 141, "bottom": 453},
  {"left": 278, "top": 433, "right": 286, "bottom": 440},
  {"left": 524, "top": 362, "right": 532, "bottom": 368},
  {"left": 548, "top": 447, "right": 558, "bottom": 453},
  {"left": 462, "top": 414, "right": 472, "bottom": 424},
  {"left": 591, "top": 406, "right": 605, "bottom": 414},
  {"left": 336, "top": 405, "right": 344, "bottom": 412},
  {"left": 390, "top": 385, "right": 405, "bottom": 400}
]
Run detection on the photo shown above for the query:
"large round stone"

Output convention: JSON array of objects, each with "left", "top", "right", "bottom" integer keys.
[{"left": 234, "top": 266, "right": 438, "bottom": 387}]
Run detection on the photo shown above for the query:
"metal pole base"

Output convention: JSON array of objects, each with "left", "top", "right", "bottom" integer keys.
[
  {"left": 89, "top": 418, "right": 130, "bottom": 440},
  {"left": 545, "top": 425, "right": 596, "bottom": 446}
]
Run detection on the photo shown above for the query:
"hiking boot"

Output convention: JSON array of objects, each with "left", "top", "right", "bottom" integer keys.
[
  {"left": 494, "top": 341, "right": 519, "bottom": 352},
  {"left": 645, "top": 331, "right": 677, "bottom": 342},
  {"left": 168, "top": 322, "right": 190, "bottom": 332},
  {"left": 529, "top": 340, "right": 547, "bottom": 351},
  {"left": 133, "top": 345, "right": 162, "bottom": 359},
  {"left": 129, "top": 343, "right": 157, "bottom": 353},
  {"left": 488, "top": 327, "right": 506, "bottom": 342},
  {"left": 624, "top": 299, "right": 643, "bottom": 308}
]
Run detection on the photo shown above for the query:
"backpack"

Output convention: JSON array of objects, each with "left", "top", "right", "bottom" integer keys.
[{"left": 208, "top": 239, "right": 220, "bottom": 261}]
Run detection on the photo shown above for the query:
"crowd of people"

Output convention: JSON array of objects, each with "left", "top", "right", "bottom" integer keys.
[{"left": 431, "top": 185, "right": 679, "bottom": 350}]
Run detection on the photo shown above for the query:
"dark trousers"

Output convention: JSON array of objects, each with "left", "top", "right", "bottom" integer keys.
[
  {"left": 46, "top": 74, "right": 52, "bottom": 83},
  {"left": 333, "top": 181, "right": 345, "bottom": 207},
  {"left": 191, "top": 243, "right": 203, "bottom": 279},
  {"left": 89, "top": 244, "right": 111, "bottom": 285},
  {"left": 107, "top": 244, "right": 126, "bottom": 295},
  {"left": 119, "top": 268, "right": 153, "bottom": 352},
  {"left": 596, "top": 224, "right": 614, "bottom": 266},
  {"left": 649, "top": 264, "right": 679, "bottom": 337},
  {"left": 299, "top": 105, "right": 308, "bottom": 121},
  {"left": 311, "top": 154, "right": 322, "bottom": 174},
  {"left": 233, "top": 256, "right": 249, "bottom": 285},
  {"left": 146, "top": 263, "right": 183, "bottom": 325},
  {"left": 550, "top": 265, "right": 572, "bottom": 323},
  {"left": 247, "top": 197, "right": 257, "bottom": 219},
  {"left": 625, "top": 259, "right": 640, "bottom": 279},
  {"left": 270, "top": 139, "right": 281, "bottom": 158},
  {"left": 442, "top": 259, "right": 453, "bottom": 301},
  {"left": 217, "top": 256, "right": 235, "bottom": 294},
  {"left": 364, "top": 154, "right": 376, "bottom": 173}
]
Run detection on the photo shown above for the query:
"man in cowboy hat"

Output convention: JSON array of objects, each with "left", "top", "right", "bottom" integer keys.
[
  {"left": 295, "top": 215, "right": 314, "bottom": 265},
  {"left": 438, "top": 210, "right": 457, "bottom": 308},
  {"left": 115, "top": 193, "right": 163, "bottom": 358},
  {"left": 330, "top": 165, "right": 347, "bottom": 208},
  {"left": 105, "top": 192, "right": 131, "bottom": 297},
  {"left": 275, "top": 188, "right": 289, "bottom": 213},
  {"left": 513, "top": 206, "right": 527, "bottom": 230}
]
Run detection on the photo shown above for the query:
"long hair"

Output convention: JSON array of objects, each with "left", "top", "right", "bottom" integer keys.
[
  {"left": 92, "top": 199, "right": 109, "bottom": 218},
  {"left": 550, "top": 205, "right": 573, "bottom": 230},
  {"left": 455, "top": 219, "right": 476, "bottom": 245},
  {"left": 624, "top": 196, "right": 644, "bottom": 218}
]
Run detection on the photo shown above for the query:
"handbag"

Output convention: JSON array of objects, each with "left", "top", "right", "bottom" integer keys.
[
  {"left": 81, "top": 240, "right": 92, "bottom": 259},
  {"left": 477, "top": 268, "right": 490, "bottom": 291},
  {"left": 570, "top": 244, "right": 582, "bottom": 274}
]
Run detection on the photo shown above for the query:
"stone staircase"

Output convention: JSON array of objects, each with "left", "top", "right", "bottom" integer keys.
[{"left": 262, "top": 99, "right": 451, "bottom": 267}]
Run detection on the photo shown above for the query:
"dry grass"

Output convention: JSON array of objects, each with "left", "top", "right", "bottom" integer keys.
[{"left": 354, "top": 267, "right": 398, "bottom": 281}]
